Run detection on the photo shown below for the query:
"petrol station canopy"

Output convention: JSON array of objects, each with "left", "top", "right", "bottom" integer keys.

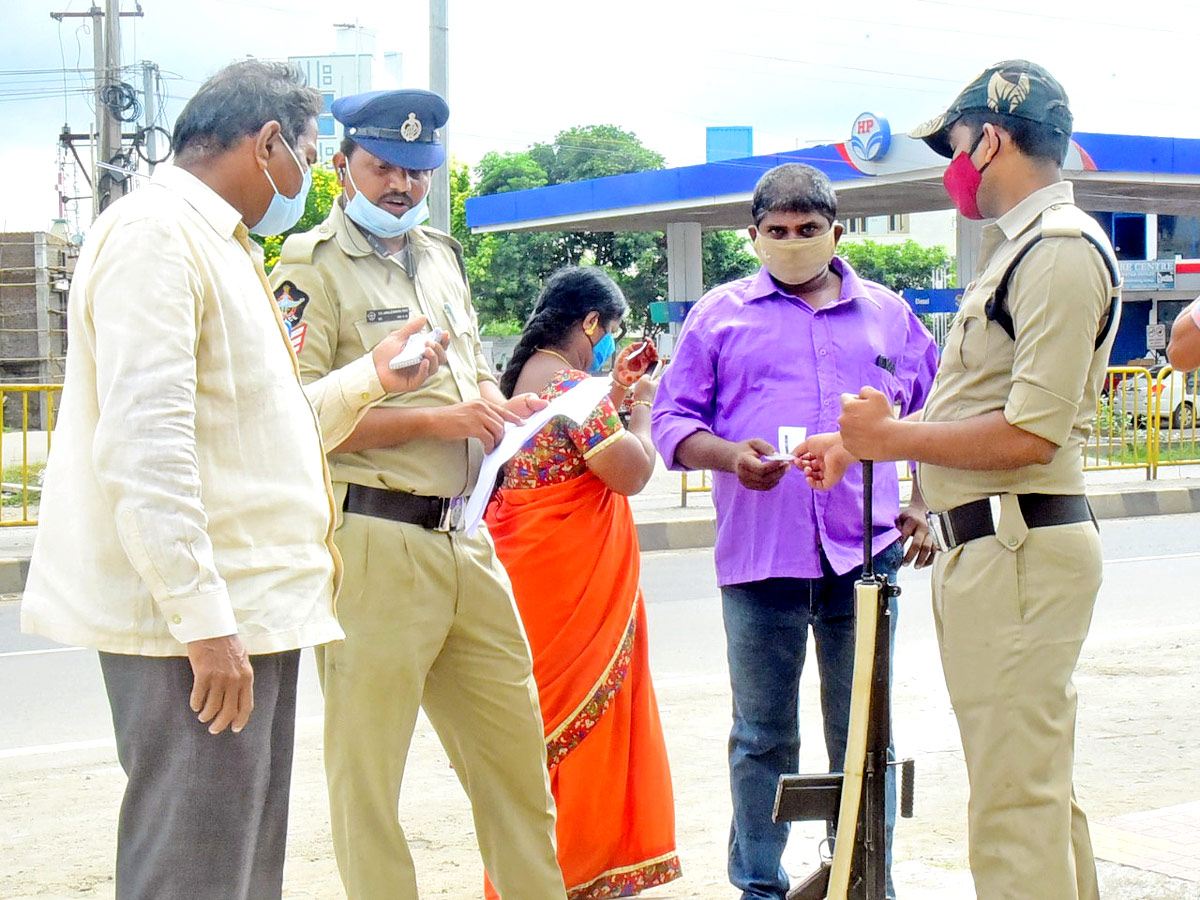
[{"left": 465, "top": 129, "right": 1200, "bottom": 235}]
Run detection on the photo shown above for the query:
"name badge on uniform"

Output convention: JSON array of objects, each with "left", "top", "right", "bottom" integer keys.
[{"left": 366, "top": 307, "right": 410, "bottom": 324}]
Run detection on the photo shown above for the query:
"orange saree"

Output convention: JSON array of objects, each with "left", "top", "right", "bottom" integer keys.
[{"left": 484, "top": 471, "right": 680, "bottom": 899}]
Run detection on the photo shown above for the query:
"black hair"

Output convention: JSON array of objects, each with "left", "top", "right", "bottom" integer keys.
[
  {"left": 172, "top": 60, "right": 322, "bottom": 158},
  {"left": 499, "top": 266, "right": 628, "bottom": 398},
  {"left": 751, "top": 163, "right": 838, "bottom": 227},
  {"left": 956, "top": 110, "right": 1070, "bottom": 166}
]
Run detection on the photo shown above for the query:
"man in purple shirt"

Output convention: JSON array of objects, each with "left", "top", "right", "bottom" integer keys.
[{"left": 651, "top": 163, "right": 938, "bottom": 900}]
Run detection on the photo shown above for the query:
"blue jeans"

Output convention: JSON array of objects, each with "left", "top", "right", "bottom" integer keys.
[{"left": 722, "top": 541, "right": 902, "bottom": 900}]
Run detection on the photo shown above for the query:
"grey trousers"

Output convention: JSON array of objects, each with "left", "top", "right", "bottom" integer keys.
[{"left": 99, "top": 649, "right": 300, "bottom": 900}]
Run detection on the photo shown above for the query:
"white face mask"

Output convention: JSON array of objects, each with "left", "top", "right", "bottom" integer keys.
[
  {"left": 342, "top": 166, "right": 430, "bottom": 238},
  {"left": 248, "top": 140, "right": 311, "bottom": 237},
  {"left": 752, "top": 229, "right": 836, "bottom": 287}
]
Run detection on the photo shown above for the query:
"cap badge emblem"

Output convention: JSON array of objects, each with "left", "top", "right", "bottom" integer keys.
[
  {"left": 400, "top": 112, "right": 423, "bottom": 142},
  {"left": 987, "top": 70, "right": 1030, "bottom": 114}
]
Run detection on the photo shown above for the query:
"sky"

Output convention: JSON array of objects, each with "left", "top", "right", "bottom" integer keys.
[{"left": 2, "top": 0, "right": 1199, "bottom": 234}]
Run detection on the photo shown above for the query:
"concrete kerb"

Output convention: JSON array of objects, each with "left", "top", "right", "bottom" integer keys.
[{"left": 636, "top": 481, "right": 1200, "bottom": 553}]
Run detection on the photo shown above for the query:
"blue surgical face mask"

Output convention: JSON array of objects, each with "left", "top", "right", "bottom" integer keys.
[
  {"left": 249, "top": 139, "right": 311, "bottom": 236},
  {"left": 343, "top": 167, "right": 430, "bottom": 238},
  {"left": 590, "top": 331, "right": 616, "bottom": 374}
]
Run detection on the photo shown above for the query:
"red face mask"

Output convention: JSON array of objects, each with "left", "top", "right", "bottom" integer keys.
[{"left": 942, "top": 132, "right": 991, "bottom": 220}]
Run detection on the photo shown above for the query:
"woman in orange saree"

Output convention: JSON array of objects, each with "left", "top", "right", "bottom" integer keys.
[{"left": 484, "top": 267, "right": 680, "bottom": 900}]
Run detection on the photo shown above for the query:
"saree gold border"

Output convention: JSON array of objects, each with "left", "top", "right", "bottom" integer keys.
[
  {"left": 566, "top": 851, "right": 683, "bottom": 900},
  {"left": 544, "top": 593, "right": 640, "bottom": 760}
]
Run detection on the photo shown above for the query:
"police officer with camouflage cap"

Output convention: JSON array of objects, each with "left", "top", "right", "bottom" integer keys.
[
  {"left": 804, "top": 60, "right": 1121, "bottom": 899},
  {"left": 269, "top": 89, "right": 567, "bottom": 900}
]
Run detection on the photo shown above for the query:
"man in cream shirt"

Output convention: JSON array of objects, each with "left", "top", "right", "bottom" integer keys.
[{"left": 21, "top": 60, "right": 445, "bottom": 900}]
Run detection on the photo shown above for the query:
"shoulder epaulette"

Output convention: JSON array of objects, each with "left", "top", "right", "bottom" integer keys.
[
  {"left": 278, "top": 225, "right": 335, "bottom": 266},
  {"left": 417, "top": 226, "right": 469, "bottom": 287},
  {"left": 985, "top": 205, "right": 1121, "bottom": 351}
]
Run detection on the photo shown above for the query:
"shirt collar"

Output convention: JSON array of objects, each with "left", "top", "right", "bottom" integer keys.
[
  {"left": 151, "top": 164, "right": 244, "bottom": 239},
  {"left": 331, "top": 200, "right": 375, "bottom": 258},
  {"left": 994, "top": 180, "right": 1075, "bottom": 242},
  {"left": 330, "top": 200, "right": 430, "bottom": 267},
  {"left": 744, "top": 256, "right": 878, "bottom": 309}
]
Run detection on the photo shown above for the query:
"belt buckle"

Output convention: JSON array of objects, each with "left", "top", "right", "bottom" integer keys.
[
  {"left": 926, "top": 509, "right": 954, "bottom": 553},
  {"left": 434, "top": 497, "right": 465, "bottom": 533}
]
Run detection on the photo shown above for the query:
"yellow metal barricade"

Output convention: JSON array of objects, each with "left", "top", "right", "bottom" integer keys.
[
  {"left": 681, "top": 469, "right": 712, "bottom": 507},
  {"left": 0, "top": 385, "right": 60, "bottom": 526},
  {"left": 1148, "top": 365, "right": 1200, "bottom": 478},
  {"left": 1087, "top": 367, "right": 1154, "bottom": 478}
]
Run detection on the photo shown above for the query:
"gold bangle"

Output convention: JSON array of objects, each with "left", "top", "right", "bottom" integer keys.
[
  {"left": 630, "top": 399, "right": 653, "bottom": 409},
  {"left": 612, "top": 376, "right": 633, "bottom": 389}
]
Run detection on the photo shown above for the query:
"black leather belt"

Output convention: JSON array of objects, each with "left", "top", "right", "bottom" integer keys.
[
  {"left": 926, "top": 493, "right": 1095, "bottom": 552},
  {"left": 343, "top": 483, "right": 464, "bottom": 532}
]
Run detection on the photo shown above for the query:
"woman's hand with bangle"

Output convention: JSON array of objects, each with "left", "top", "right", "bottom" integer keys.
[{"left": 631, "top": 374, "right": 659, "bottom": 406}]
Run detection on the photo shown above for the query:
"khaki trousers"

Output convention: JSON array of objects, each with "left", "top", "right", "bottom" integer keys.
[
  {"left": 317, "top": 510, "right": 566, "bottom": 900},
  {"left": 932, "top": 519, "right": 1101, "bottom": 900}
]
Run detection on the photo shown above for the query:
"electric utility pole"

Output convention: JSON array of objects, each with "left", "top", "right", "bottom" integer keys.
[
  {"left": 142, "top": 60, "right": 160, "bottom": 171},
  {"left": 50, "top": 2, "right": 144, "bottom": 217},
  {"left": 429, "top": 0, "right": 450, "bottom": 233},
  {"left": 97, "top": 0, "right": 125, "bottom": 213}
]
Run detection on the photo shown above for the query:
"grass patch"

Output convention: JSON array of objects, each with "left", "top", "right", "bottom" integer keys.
[{"left": 2, "top": 462, "right": 45, "bottom": 508}]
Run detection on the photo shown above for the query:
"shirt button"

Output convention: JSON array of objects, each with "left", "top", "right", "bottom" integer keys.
[
  {"left": 820, "top": 349, "right": 827, "bottom": 356},
  {"left": 360, "top": 391, "right": 371, "bottom": 400},
  {"left": 171, "top": 615, "right": 182, "bottom": 624},
  {"left": 1006, "top": 537, "right": 1018, "bottom": 548}
]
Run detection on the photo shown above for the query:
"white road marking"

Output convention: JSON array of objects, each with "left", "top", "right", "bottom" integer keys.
[
  {"left": 0, "top": 645, "right": 84, "bottom": 659},
  {"left": 1105, "top": 551, "right": 1200, "bottom": 565}
]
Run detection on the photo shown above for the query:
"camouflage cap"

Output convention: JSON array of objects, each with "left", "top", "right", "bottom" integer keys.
[{"left": 910, "top": 60, "right": 1073, "bottom": 158}]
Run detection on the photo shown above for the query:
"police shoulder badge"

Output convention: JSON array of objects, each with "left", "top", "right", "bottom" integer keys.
[
  {"left": 274, "top": 280, "right": 310, "bottom": 330},
  {"left": 400, "top": 112, "right": 422, "bottom": 142}
]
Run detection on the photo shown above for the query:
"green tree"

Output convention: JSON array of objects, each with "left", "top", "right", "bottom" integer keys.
[
  {"left": 455, "top": 125, "right": 759, "bottom": 328},
  {"left": 837, "top": 239, "right": 955, "bottom": 293},
  {"left": 703, "top": 230, "right": 759, "bottom": 291},
  {"left": 454, "top": 127, "right": 668, "bottom": 325},
  {"left": 529, "top": 125, "right": 664, "bottom": 183},
  {"left": 254, "top": 167, "right": 343, "bottom": 271},
  {"left": 474, "top": 150, "right": 548, "bottom": 196}
]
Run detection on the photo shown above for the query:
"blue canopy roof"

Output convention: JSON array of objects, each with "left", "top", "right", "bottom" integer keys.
[{"left": 466, "top": 132, "right": 1200, "bottom": 234}]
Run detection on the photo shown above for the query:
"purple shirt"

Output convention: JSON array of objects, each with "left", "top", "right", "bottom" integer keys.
[{"left": 651, "top": 258, "right": 938, "bottom": 584}]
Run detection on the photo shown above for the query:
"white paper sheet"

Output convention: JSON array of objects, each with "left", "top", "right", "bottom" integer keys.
[{"left": 463, "top": 376, "right": 615, "bottom": 536}]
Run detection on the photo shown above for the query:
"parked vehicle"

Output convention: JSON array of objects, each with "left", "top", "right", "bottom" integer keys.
[{"left": 1113, "top": 365, "right": 1199, "bottom": 428}]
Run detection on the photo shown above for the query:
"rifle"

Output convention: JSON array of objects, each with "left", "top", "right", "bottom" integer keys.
[{"left": 772, "top": 460, "right": 916, "bottom": 900}]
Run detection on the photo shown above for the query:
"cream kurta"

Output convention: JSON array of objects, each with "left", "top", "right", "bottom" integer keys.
[
  {"left": 23, "top": 164, "right": 388, "bottom": 657},
  {"left": 918, "top": 180, "right": 1120, "bottom": 512}
]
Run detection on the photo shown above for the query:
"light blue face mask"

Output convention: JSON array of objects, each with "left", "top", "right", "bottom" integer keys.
[
  {"left": 249, "top": 139, "right": 311, "bottom": 236},
  {"left": 590, "top": 331, "right": 616, "bottom": 374},
  {"left": 343, "top": 167, "right": 430, "bottom": 238}
]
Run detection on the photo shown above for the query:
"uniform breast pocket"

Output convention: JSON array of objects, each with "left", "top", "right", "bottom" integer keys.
[
  {"left": 439, "top": 299, "right": 472, "bottom": 342},
  {"left": 952, "top": 311, "right": 991, "bottom": 373},
  {"left": 353, "top": 317, "right": 398, "bottom": 354}
]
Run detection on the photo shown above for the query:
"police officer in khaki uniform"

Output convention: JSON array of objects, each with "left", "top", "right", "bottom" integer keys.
[
  {"left": 803, "top": 62, "right": 1121, "bottom": 899},
  {"left": 269, "top": 89, "right": 566, "bottom": 900}
]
